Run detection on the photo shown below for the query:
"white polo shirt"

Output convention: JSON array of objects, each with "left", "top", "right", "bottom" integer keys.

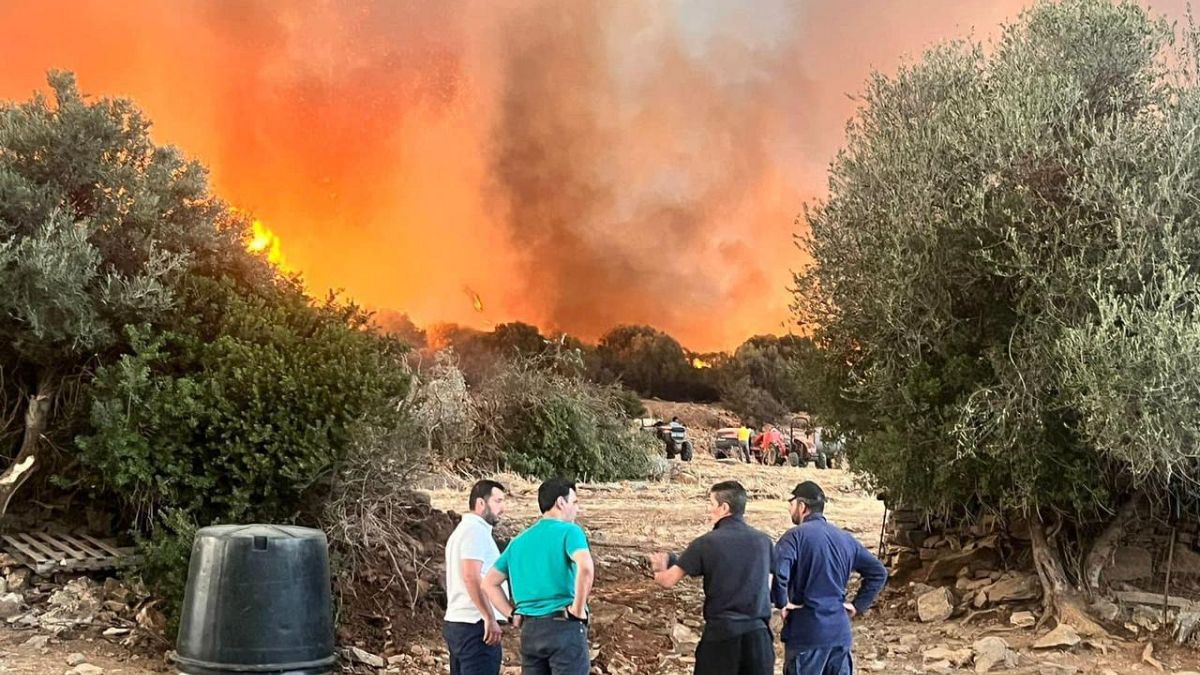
[{"left": 444, "top": 513, "right": 505, "bottom": 623}]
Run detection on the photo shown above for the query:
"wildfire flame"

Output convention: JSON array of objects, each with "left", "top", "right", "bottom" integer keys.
[
  {"left": 692, "top": 357, "right": 712, "bottom": 369},
  {"left": 464, "top": 286, "right": 484, "bottom": 313},
  {"left": 247, "top": 219, "right": 288, "bottom": 270}
]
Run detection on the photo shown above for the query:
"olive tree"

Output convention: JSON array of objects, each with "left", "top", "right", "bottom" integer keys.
[
  {"left": 796, "top": 0, "right": 1200, "bottom": 630},
  {"left": 0, "top": 72, "right": 264, "bottom": 514}
]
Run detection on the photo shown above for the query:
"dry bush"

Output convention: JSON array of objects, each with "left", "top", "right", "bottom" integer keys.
[
  {"left": 471, "top": 354, "right": 656, "bottom": 482},
  {"left": 406, "top": 350, "right": 476, "bottom": 462},
  {"left": 321, "top": 420, "right": 457, "bottom": 644}
]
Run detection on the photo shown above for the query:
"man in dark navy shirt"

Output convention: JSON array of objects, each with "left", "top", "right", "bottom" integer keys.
[
  {"left": 649, "top": 481, "right": 774, "bottom": 675},
  {"left": 772, "top": 481, "right": 887, "bottom": 675}
]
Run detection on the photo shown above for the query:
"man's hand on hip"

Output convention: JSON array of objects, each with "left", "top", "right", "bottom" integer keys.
[
  {"left": 781, "top": 602, "right": 802, "bottom": 622},
  {"left": 843, "top": 602, "right": 857, "bottom": 618},
  {"left": 568, "top": 603, "right": 589, "bottom": 622},
  {"left": 483, "top": 617, "right": 502, "bottom": 645}
]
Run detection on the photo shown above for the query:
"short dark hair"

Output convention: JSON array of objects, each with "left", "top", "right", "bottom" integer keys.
[
  {"left": 710, "top": 480, "right": 747, "bottom": 517},
  {"left": 468, "top": 479, "right": 506, "bottom": 511},
  {"left": 537, "top": 477, "right": 577, "bottom": 514},
  {"left": 798, "top": 496, "right": 825, "bottom": 512}
]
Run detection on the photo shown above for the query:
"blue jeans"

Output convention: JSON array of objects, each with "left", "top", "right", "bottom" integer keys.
[
  {"left": 444, "top": 620, "right": 502, "bottom": 675},
  {"left": 519, "top": 615, "right": 590, "bottom": 675},
  {"left": 784, "top": 645, "right": 854, "bottom": 675}
]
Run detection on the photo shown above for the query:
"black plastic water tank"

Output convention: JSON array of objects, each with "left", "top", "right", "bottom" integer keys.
[{"left": 175, "top": 524, "right": 335, "bottom": 675}]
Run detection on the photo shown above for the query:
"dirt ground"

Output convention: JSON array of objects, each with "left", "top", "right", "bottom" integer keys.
[{"left": 4, "top": 428, "right": 1199, "bottom": 673}]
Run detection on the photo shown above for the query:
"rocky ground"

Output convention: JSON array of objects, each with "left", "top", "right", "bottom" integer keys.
[
  {"left": 3, "top": 404, "right": 1200, "bottom": 673},
  {"left": 387, "top": 448, "right": 1198, "bottom": 675}
]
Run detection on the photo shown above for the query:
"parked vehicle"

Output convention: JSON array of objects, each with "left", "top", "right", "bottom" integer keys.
[
  {"left": 810, "top": 427, "right": 846, "bottom": 469},
  {"left": 713, "top": 428, "right": 741, "bottom": 460},
  {"left": 637, "top": 417, "right": 693, "bottom": 461},
  {"left": 751, "top": 425, "right": 789, "bottom": 465}
]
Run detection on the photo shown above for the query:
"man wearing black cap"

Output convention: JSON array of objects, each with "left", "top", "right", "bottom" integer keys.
[
  {"left": 773, "top": 481, "right": 887, "bottom": 675},
  {"left": 648, "top": 480, "right": 774, "bottom": 675}
]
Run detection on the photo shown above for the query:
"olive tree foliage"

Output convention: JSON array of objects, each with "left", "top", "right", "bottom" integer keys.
[
  {"left": 593, "top": 325, "right": 719, "bottom": 401},
  {"left": 795, "top": 0, "right": 1200, "bottom": 618},
  {"left": 720, "top": 335, "right": 819, "bottom": 425},
  {"left": 0, "top": 72, "right": 268, "bottom": 514}
]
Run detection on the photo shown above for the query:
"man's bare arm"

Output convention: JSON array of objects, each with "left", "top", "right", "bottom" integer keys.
[
  {"left": 461, "top": 560, "right": 496, "bottom": 619},
  {"left": 482, "top": 568, "right": 516, "bottom": 622},
  {"left": 462, "top": 560, "right": 503, "bottom": 644},
  {"left": 569, "top": 549, "right": 595, "bottom": 617},
  {"left": 653, "top": 565, "right": 687, "bottom": 588}
]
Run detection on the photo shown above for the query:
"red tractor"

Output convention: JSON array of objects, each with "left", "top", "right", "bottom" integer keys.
[{"left": 752, "top": 417, "right": 814, "bottom": 467}]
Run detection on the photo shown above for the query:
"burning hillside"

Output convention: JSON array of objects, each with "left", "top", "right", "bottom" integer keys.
[{"left": 0, "top": 0, "right": 1123, "bottom": 350}]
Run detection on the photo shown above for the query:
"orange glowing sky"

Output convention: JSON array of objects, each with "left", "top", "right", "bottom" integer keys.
[{"left": 0, "top": 0, "right": 1188, "bottom": 351}]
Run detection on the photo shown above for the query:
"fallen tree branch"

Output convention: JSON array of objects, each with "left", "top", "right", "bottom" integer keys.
[{"left": 1113, "top": 591, "right": 1199, "bottom": 611}]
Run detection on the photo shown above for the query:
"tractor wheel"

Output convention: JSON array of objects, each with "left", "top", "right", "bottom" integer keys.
[
  {"left": 815, "top": 453, "right": 828, "bottom": 470},
  {"left": 665, "top": 437, "right": 677, "bottom": 459},
  {"left": 787, "top": 452, "right": 801, "bottom": 467},
  {"left": 791, "top": 440, "right": 808, "bottom": 467},
  {"left": 681, "top": 441, "right": 693, "bottom": 462}
]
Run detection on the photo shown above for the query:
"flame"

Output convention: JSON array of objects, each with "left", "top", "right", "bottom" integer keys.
[
  {"left": 464, "top": 286, "right": 484, "bottom": 313},
  {"left": 692, "top": 357, "right": 712, "bottom": 369},
  {"left": 247, "top": 219, "right": 288, "bottom": 271},
  {"left": 0, "top": 1, "right": 1063, "bottom": 351}
]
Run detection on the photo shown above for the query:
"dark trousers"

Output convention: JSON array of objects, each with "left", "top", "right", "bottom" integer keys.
[
  {"left": 694, "top": 627, "right": 774, "bottom": 675},
  {"left": 784, "top": 645, "right": 854, "bottom": 675},
  {"left": 443, "top": 620, "right": 502, "bottom": 675},
  {"left": 519, "top": 615, "right": 590, "bottom": 675}
]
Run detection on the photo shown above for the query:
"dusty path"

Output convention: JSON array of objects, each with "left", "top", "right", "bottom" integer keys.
[
  {"left": 415, "top": 451, "right": 1198, "bottom": 674},
  {"left": 428, "top": 453, "right": 885, "bottom": 675}
]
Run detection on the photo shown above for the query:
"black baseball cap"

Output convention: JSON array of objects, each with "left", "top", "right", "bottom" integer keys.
[{"left": 789, "top": 481, "right": 825, "bottom": 503}]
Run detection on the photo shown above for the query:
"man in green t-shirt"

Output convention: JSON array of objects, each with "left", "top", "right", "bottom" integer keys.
[{"left": 483, "top": 477, "right": 594, "bottom": 675}]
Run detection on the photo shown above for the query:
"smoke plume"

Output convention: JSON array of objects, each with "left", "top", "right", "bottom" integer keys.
[{"left": 2, "top": 0, "right": 1185, "bottom": 349}]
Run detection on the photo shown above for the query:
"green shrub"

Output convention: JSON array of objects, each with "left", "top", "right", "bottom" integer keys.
[
  {"left": 612, "top": 387, "right": 648, "bottom": 418},
  {"left": 475, "top": 360, "right": 656, "bottom": 482},
  {"left": 76, "top": 277, "right": 411, "bottom": 528},
  {"left": 133, "top": 510, "right": 197, "bottom": 638},
  {"left": 721, "top": 377, "right": 788, "bottom": 428}
]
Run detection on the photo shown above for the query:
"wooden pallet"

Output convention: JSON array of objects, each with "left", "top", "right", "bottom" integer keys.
[{"left": 0, "top": 530, "right": 140, "bottom": 575}]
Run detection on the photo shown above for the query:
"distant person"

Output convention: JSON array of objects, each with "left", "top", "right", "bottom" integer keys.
[
  {"left": 649, "top": 481, "right": 774, "bottom": 675},
  {"left": 736, "top": 423, "right": 752, "bottom": 463},
  {"left": 483, "top": 478, "right": 594, "bottom": 675},
  {"left": 444, "top": 480, "right": 508, "bottom": 675},
  {"left": 773, "top": 481, "right": 887, "bottom": 675},
  {"left": 669, "top": 416, "right": 687, "bottom": 442}
]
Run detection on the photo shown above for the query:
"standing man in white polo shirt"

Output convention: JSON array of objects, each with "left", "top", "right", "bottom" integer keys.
[{"left": 445, "top": 479, "right": 508, "bottom": 675}]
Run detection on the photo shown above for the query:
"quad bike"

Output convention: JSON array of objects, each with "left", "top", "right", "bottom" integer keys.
[
  {"left": 664, "top": 429, "right": 694, "bottom": 462},
  {"left": 638, "top": 418, "right": 693, "bottom": 461}
]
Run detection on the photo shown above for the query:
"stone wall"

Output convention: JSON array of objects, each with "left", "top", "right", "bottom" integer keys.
[
  {"left": 882, "top": 502, "right": 1200, "bottom": 642},
  {"left": 885, "top": 504, "right": 1200, "bottom": 596},
  {"left": 1104, "top": 504, "right": 1200, "bottom": 597}
]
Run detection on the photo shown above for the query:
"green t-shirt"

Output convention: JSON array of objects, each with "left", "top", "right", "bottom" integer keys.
[{"left": 494, "top": 518, "right": 589, "bottom": 617}]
